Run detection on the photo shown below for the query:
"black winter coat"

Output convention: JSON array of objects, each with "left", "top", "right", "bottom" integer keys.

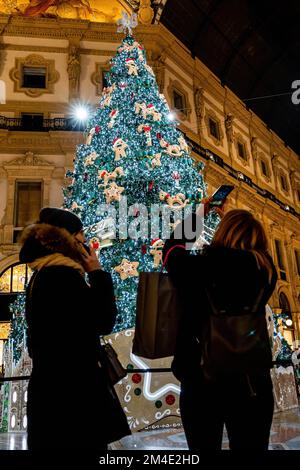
[
  {"left": 19, "top": 223, "right": 130, "bottom": 449},
  {"left": 163, "top": 234, "right": 277, "bottom": 383}
]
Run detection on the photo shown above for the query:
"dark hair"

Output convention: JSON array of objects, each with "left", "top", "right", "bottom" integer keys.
[{"left": 211, "top": 209, "right": 273, "bottom": 282}]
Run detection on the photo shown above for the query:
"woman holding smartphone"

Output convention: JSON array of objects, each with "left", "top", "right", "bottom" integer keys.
[
  {"left": 19, "top": 207, "right": 130, "bottom": 450},
  {"left": 163, "top": 202, "right": 277, "bottom": 450}
]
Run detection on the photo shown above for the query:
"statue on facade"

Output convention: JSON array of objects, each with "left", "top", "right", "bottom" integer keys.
[
  {"left": 152, "top": 53, "right": 166, "bottom": 93},
  {"left": 67, "top": 45, "right": 80, "bottom": 98},
  {"left": 194, "top": 86, "right": 204, "bottom": 120},
  {"left": 225, "top": 113, "right": 234, "bottom": 143},
  {"left": 250, "top": 136, "right": 258, "bottom": 160}
]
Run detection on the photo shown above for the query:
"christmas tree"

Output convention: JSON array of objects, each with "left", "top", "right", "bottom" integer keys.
[
  {"left": 273, "top": 313, "right": 293, "bottom": 363},
  {"left": 5, "top": 294, "right": 27, "bottom": 367},
  {"left": 64, "top": 29, "right": 219, "bottom": 331}
]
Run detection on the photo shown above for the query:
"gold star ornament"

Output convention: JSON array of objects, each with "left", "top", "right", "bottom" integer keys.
[
  {"left": 104, "top": 182, "right": 124, "bottom": 203},
  {"left": 114, "top": 258, "right": 139, "bottom": 280}
]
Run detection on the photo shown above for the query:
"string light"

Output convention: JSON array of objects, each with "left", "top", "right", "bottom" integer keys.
[{"left": 63, "top": 34, "right": 220, "bottom": 331}]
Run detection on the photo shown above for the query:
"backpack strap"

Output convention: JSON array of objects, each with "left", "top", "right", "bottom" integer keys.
[{"left": 204, "top": 283, "right": 266, "bottom": 316}]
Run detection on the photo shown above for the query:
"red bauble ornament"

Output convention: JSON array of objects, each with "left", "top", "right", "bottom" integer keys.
[
  {"left": 132, "top": 373, "right": 142, "bottom": 384},
  {"left": 148, "top": 180, "right": 154, "bottom": 191},
  {"left": 141, "top": 244, "right": 147, "bottom": 255},
  {"left": 95, "top": 125, "right": 101, "bottom": 133},
  {"left": 156, "top": 132, "right": 162, "bottom": 139},
  {"left": 165, "top": 394, "right": 175, "bottom": 405}
]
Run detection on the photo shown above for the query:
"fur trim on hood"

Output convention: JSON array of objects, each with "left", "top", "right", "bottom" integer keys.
[{"left": 19, "top": 223, "right": 84, "bottom": 265}]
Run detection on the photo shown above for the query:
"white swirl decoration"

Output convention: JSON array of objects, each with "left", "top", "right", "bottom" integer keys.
[
  {"left": 130, "top": 353, "right": 180, "bottom": 401},
  {"left": 124, "top": 384, "right": 132, "bottom": 403},
  {"left": 155, "top": 409, "right": 171, "bottom": 420}
]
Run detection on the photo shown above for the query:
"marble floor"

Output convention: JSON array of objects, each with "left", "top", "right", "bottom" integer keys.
[{"left": 0, "top": 407, "right": 299, "bottom": 450}]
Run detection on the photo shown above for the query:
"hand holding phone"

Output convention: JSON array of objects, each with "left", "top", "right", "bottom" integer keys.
[
  {"left": 80, "top": 243, "right": 102, "bottom": 273},
  {"left": 82, "top": 243, "right": 91, "bottom": 255},
  {"left": 209, "top": 185, "right": 234, "bottom": 208}
]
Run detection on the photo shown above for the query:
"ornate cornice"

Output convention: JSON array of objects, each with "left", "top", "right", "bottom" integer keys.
[
  {"left": 0, "top": 130, "right": 84, "bottom": 154},
  {"left": 3, "top": 151, "right": 52, "bottom": 167}
]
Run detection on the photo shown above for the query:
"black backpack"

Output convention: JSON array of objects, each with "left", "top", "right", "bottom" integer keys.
[{"left": 200, "top": 282, "right": 273, "bottom": 380}]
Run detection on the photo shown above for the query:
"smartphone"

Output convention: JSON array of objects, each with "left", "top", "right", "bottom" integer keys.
[
  {"left": 82, "top": 243, "right": 91, "bottom": 255},
  {"left": 209, "top": 185, "right": 234, "bottom": 207}
]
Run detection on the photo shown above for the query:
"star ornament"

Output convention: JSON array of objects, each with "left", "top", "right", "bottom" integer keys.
[
  {"left": 104, "top": 182, "right": 124, "bottom": 203},
  {"left": 114, "top": 258, "right": 139, "bottom": 280},
  {"left": 117, "top": 11, "right": 138, "bottom": 35}
]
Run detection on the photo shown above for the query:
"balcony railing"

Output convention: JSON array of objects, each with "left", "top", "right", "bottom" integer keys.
[{"left": 0, "top": 116, "right": 85, "bottom": 132}]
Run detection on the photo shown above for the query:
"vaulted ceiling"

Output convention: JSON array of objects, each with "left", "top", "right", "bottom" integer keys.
[{"left": 160, "top": 0, "right": 300, "bottom": 155}]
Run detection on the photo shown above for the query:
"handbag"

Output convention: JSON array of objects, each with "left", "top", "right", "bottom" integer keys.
[
  {"left": 132, "top": 245, "right": 185, "bottom": 359},
  {"left": 98, "top": 337, "right": 127, "bottom": 385}
]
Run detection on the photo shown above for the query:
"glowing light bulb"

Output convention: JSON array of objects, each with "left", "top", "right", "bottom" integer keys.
[
  {"left": 75, "top": 106, "right": 88, "bottom": 121},
  {"left": 167, "top": 112, "right": 176, "bottom": 121}
]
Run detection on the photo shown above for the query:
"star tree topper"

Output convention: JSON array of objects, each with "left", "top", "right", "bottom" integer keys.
[{"left": 117, "top": 11, "right": 138, "bottom": 35}]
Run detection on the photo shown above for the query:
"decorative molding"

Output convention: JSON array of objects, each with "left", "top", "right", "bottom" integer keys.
[
  {"left": 164, "top": 62, "right": 194, "bottom": 91},
  {"left": 278, "top": 167, "right": 290, "bottom": 195},
  {"left": 3, "top": 44, "right": 68, "bottom": 53},
  {"left": 204, "top": 107, "right": 224, "bottom": 147},
  {"left": 9, "top": 54, "right": 60, "bottom": 98},
  {"left": 289, "top": 169, "right": 298, "bottom": 191},
  {"left": 167, "top": 78, "right": 192, "bottom": 122},
  {"left": 138, "top": 0, "right": 154, "bottom": 25},
  {"left": 0, "top": 131, "right": 84, "bottom": 154},
  {"left": 258, "top": 152, "right": 272, "bottom": 183},
  {"left": 234, "top": 132, "right": 249, "bottom": 166},
  {"left": 3, "top": 151, "right": 52, "bottom": 167}
]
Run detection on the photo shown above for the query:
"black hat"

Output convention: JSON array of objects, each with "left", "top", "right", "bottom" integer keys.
[{"left": 39, "top": 207, "right": 83, "bottom": 234}]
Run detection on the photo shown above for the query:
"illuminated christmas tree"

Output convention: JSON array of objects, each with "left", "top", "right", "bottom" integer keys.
[
  {"left": 3, "top": 294, "right": 28, "bottom": 369},
  {"left": 63, "top": 31, "right": 219, "bottom": 331}
]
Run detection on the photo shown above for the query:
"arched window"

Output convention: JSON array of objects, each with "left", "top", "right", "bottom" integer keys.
[
  {"left": 0, "top": 264, "right": 32, "bottom": 293},
  {"left": 279, "top": 292, "right": 291, "bottom": 316}
]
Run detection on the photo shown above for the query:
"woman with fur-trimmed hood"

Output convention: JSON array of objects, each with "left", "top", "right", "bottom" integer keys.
[{"left": 19, "top": 207, "right": 130, "bottom": 450}]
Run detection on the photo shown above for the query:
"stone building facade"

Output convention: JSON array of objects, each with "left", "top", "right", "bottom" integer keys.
[{"left": 0, "top": 14, "right": 299, "bottom": 347}]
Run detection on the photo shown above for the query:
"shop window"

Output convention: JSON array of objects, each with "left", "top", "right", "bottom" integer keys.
[
  {"left": 173, "top": 90, "right": 184, "bottom": 112},
  {"left": 261, "top": 159, "right": 268, "bottom": 177},
  {"left": 14, "top": 181, "right": 42, "bottom": 242},
  {"left": 237, "top": 141, "right": 246, "bottom": 160},
  {"left": 22, "top": 66, "right": 46, "bottom": 89},
  {"left": 0, "top": 264, "right": 33, "bottom": 293},
  {"left": 280, "top": 174, "right": 288, "bottom": 192},
  {"left": 102, "top": 71, "right": 109, "bottom": 89},
  {"left": 208, "top": 118, "right": 219, "bottom": 140}
]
